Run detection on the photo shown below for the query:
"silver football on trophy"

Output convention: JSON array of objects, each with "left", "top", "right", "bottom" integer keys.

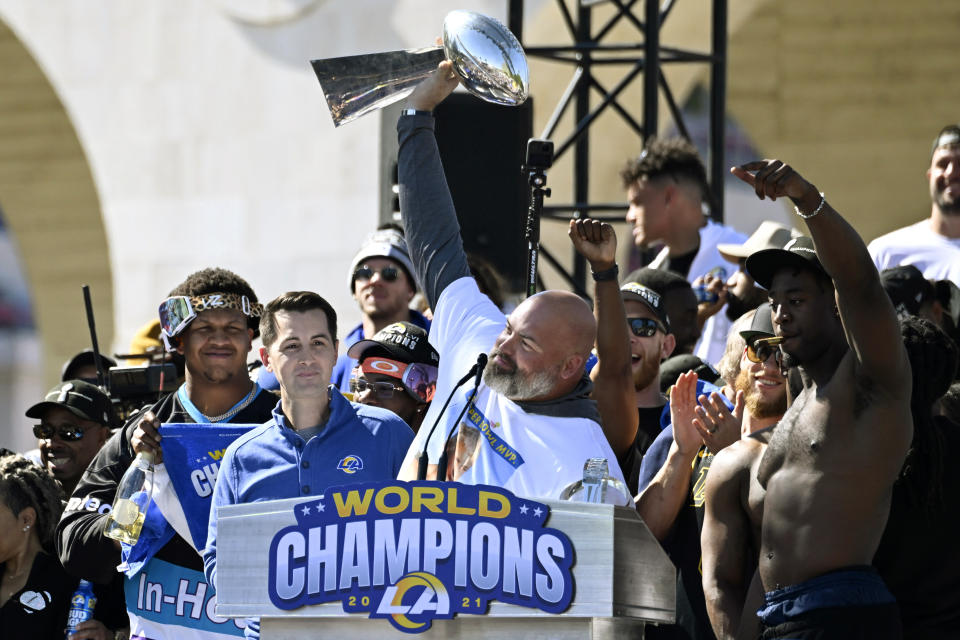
[
  {"left": 441, "top": 10, "right": 529, "bottom": 106},
  {"left": 311, "top": 11, "right": 529, "bottom": 127}
]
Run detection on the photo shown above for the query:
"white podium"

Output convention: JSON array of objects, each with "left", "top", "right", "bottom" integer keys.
[{"left": 215, "top": 490, "right": 675, "bottom": 639}]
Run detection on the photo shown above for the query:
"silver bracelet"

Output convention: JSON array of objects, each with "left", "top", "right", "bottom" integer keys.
[{"left": 794, "top": 192, "right": 826, "bottom": 219}]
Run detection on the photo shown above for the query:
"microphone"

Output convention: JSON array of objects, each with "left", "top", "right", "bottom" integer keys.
[
  {"left": 416, "top": 353, "right": 488, "bottom": 481},
  {"left": 472, "top": 353, "right": 487, "bottom": 386},
  {"left": 436, "top": 353, "right": 488, "bottom": 481}
]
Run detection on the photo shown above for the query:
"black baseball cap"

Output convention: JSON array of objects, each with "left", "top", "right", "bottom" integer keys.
[
  {"left": 347, "top": 321, "right": 439, "bottom": 366},
  {"left": 61, "top": 349, "right": 117, "bottom": 382},
  {"left": 739, "top": 302, "right": 776, "bottom": 344},
  {"left": 881, "top": 265, "right": 935, "bottom": 317},
  {"left": 25, "top": 379, "right": 116, "bottom": 426},
  {"left": 745, "top": 236, "right": 829, "bottom": 290},
  {"left": 659, "top": 354, "right": 721, "bottom": 392},
  {"left": 620, "top": 282, "right": 671, "bottom": 332}
]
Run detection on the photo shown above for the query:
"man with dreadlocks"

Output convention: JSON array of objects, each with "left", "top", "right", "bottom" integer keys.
[
  {"left": 873, "top": 316, "right": 960, "bottom": 639},
  {"left": 1, "top": 453, "right": 127, "bottom": 638}
]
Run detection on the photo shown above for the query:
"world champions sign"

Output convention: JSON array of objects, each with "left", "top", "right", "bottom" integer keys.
[{"left": 266, "top": 481, "right": 575, "bottom": 633}]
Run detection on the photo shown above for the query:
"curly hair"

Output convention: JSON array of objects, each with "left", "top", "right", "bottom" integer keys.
[
  {"left": 167, "top": 268, "right": 260, "bottom": 336},
  {"left": 898, "top": 316, "right": 959, "bottom": 516},
  {"left": 620, "top": 137, "right": 710, "bottom": 205},
  {"left": 0, "top": 454, "right": 64, "bottom": 550},
  {"left": 168, "top": 267, "right": 257, "bottom": 301}
]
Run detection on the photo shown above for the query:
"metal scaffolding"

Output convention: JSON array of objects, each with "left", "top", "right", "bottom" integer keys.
[{"left": 507, "top": 0, "right": 728, "bottom": 296}]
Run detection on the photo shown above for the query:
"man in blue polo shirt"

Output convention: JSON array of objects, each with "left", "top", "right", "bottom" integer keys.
[{"left": 203, "top": 291, "right": 414, "bottom": 639}]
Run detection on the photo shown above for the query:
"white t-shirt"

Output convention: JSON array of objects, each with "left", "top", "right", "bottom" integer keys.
[
  {"left": 648, "top": 219, "right": 747, "bottom": 366},
  {"left": 868, "top": 219, "right": 960, "bottom": 285},
  {"left": 402, "top": 277, "right": 627, "bottom": 500}
]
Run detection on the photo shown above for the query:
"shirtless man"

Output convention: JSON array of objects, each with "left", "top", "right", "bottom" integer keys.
[
  {"left": 700, "top": 304, "right": 786, "bottom": 639},
  {"left": 733, "top": 160, "right": 912, "bottom": 638}
]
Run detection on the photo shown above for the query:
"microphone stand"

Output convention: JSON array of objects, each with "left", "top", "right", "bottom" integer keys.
[
  {"left": 435, "top": 357, "right": 486, "bottom": 481},
  {"left": 523, "top": 138, "right": 554, "bottom": 299},
  {"left": 416, "top": 353, "right": 487, "bottom": 480}
]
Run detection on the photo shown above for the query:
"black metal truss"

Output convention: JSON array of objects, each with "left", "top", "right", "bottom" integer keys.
[{"left": 507, "top": 0, "right": 728, "bottom": 296}]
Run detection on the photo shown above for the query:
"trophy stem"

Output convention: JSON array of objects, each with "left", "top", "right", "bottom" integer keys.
[{"left": 311, "top": 47, "right": 446, "bottom": 127}]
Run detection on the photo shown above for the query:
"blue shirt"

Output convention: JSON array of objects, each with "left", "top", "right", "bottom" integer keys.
[{"left": 203, "top": 388, "right": 414, "bottom": 637}]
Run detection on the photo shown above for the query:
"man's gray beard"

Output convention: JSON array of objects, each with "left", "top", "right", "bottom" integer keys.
[{"left": 483, "top": 361, "right": 557, "bottom": 402}]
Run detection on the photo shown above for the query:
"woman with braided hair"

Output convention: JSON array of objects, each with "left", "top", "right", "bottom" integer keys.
[
  {"left": 0, "top": 453, "right": 118, "bottom": 639},
  {"left": 873, "top": 316, "right": 960, "bottom": 639}
]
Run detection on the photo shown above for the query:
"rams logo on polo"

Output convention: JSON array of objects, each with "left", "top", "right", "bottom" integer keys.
[{"left": 337, "top": 456, "right": 364, "bottom": 474}]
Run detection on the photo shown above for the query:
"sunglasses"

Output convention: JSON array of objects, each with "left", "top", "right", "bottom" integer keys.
[
  {"left": 158, "top": 293, "right": 262, "bottom": 343},
  {"left": 350, "top": 377, "right": 406, "bottom": 399},
  {"left": 353, "top": 266, "right": 399, "bottom": 283},
  {"left": 33, "top": 423, "right": 87, "bottom": 442},
  {"left": 628, "top": 317, "right": 666, "bottom": 338},
  {"left": 745, "top": 336, "right": 784, "bottom": 365}
]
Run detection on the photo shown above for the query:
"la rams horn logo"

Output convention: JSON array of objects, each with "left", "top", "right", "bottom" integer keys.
[
  {"left": 337, "top": 455, "right": 364, "bottom": 474},
  {"left": 376, "top": 572, "right": 450, "bottom": 632}
]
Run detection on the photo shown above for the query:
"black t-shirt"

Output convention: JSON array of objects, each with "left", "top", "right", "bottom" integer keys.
[
  {"left": 55, "top": 385, "right": 278, "bottom": 584},
  {"left": 873, "top": 417, "right": 960, "bottom": 639},
  {"left": 0, "top": 551, "right": 126, "bottom": 638},
  {"left": 618, "top": 404, "right": 667, "bottom": 495},
  {"left": 646, "top": 446, "right": 717, "bottom": 640},
  {"left": 664, "top": 246, "right": 699, "bottom": 279}
]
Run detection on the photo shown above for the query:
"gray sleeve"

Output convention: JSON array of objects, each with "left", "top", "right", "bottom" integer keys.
[{"left": 397, "top": 113, "right": 472, "bottom": 309}]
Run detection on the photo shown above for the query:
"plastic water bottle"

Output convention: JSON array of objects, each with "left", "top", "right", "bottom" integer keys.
[
  {"left": 104, "top": 451, "right": 154, "bottom": 545},
  {"left": 65, "top": 579, "right": 97, "bottom": 638},
  {"left": 559, "top": 458, "right": 632, "bottom": 506}
]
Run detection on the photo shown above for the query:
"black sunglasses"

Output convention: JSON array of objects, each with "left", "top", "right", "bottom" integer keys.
[
  {"left": 628, "top": 317, "right": 666, "bottom": 338},
  {"left": 353, "top": 265, "right": 399, "bottom": 283},
  {"left": 350, "top": 377, "right": 406, "bottom": 399},
  {"left": 33, "top": 423, "right": 87, "bottom": 442},
  {"left": 746, "top": 336, "right": 784, "bottom": 365}
]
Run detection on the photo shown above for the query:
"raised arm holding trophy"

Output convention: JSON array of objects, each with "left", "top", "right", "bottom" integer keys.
[{"left": 390, "top": 58, "right": 628, "bottom": 500}]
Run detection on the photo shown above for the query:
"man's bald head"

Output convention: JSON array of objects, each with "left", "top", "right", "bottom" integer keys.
[
  {"left": 526, "top": 290, "right": 596, "bottom": 359},
  {"left": 484, "top": 290, "right": 596, "bottom": 402}
]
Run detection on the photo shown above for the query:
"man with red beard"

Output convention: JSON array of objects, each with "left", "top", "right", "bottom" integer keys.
[
  {"left": 700, "top": 304, "right": 788, "bottom": 639},
  {"left": 569, "top": 218, "right": 676, "bottom": 494}
]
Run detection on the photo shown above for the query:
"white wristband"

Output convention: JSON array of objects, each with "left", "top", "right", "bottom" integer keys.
[{"left": 795, "top": 192, "right": 826, "bottom": 219}]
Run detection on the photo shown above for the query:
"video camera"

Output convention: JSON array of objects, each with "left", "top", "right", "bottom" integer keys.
[
  {"left": 79, "top": 285, "right": 181, "bottom": 424},
  {"left": 106, "top": 353, "right": 181, "bottom": 422}
]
